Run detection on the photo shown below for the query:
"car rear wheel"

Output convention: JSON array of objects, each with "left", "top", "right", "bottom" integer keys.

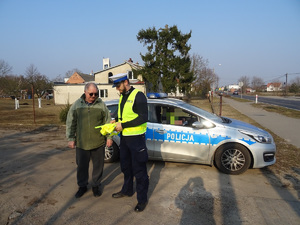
[
  {"left": 215, "top": 143, "right": 251, "bottom": 175},
  {"left": 104, "top": 141, "right": 119, "bottom": 163}
]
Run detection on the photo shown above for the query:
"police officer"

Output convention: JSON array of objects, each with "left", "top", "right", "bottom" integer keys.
[{"left": 110, "top": 73, "right": 149, "bottom": 212}]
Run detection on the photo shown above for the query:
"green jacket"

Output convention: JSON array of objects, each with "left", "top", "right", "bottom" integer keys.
[{"left": 66, "top": 94, "right": 112, "bottom": 150}]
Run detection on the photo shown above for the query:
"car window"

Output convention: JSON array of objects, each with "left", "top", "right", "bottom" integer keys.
[
  {"left": 107, "top": 104, "right": 151, "bottom": 122},
  {"left": 150, "top": 104, "right": 198, "bottom": 127},
  {"left": 107, "top": 105, "right": 118, "bottom": 120}
]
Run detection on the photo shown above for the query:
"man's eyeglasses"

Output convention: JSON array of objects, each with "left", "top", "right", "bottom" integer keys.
[{"left": 89, "top": 92, "right": 99, "bottom": 97}]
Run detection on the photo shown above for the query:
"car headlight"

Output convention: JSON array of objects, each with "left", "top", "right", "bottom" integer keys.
[{"left": 239, "top": 130, "right": 272, "bottom": 144}]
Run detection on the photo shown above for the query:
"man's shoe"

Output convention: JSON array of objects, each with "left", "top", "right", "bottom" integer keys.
[
  {"left": 92, "top": 186, "right": 102, "bottom": 197},
  {"left": 134, "top": 202, "right": 148, "bottom": 212},
  {"left": 75, "top": 186, "right": 87, "bottom": 198},
  {"left": 112, "top": 191, "right": 133, "bottom": 198}
]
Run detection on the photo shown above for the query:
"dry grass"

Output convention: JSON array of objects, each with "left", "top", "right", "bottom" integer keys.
[
  {"left": 0, "top": 98, "right": 64, "bottom": 128},
  {"left": 251, "top": 103, "right": 300, "bottom": 119}
]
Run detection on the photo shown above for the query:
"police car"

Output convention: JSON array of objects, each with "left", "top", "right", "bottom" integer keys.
[{"left": 104, "top": 93, "right": 276, "bottom": 175}]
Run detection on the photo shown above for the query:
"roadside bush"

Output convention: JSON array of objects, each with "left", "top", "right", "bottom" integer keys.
[{"left": 59, "top": 103, "right": 71, "bottom": 124}]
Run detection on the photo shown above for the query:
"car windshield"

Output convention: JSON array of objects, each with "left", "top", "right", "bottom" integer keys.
[{"left": 180, "top": 102, "right": 223, "bottom": 123}]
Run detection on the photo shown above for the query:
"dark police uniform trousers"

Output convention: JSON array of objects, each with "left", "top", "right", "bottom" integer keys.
[{"left": 119, "top": 133, "right": 149, "bottom": 204}]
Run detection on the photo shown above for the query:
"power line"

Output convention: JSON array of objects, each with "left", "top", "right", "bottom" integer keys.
[{"left": 264, "top": 72, "right": 300, "bottom": 83}]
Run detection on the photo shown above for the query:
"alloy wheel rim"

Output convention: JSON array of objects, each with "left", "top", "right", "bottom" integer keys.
[{"left": 221, "top": 149, "right": 245, "bottom": 171}]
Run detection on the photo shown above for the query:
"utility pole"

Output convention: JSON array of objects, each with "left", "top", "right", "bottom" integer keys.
[
  {"left": 285, "top": 73, "right": 288, "bottom": 95},
  {"left": 32, "top": 84, "right": 36, "bottom": 124}
]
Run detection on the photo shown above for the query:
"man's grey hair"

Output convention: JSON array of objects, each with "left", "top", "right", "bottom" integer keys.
[{"left": 84, "top": 82, "right": 99, "bottom": 92}]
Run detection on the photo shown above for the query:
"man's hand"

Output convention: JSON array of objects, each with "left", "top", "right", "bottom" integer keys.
[
  {"left": 68, "top": 141, "right": 75, "bottom": 149},
  {"left": 115, "top": 122, "right": 123, "bottom": 132},
  {"left": 106, "top": 139, "right": 113, "bottom": 147}
]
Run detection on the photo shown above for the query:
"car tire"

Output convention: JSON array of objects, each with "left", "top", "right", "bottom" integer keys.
[
  {"left": 104, "top": 141, "right": 119, "bottom": 163},
  {"left": 215, "top": 143, "right": 251, "bottom": 175}
]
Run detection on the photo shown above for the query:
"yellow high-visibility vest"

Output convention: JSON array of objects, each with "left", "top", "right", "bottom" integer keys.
[{"left": 118, "top": 89, "right": 147, "bottom": 136}]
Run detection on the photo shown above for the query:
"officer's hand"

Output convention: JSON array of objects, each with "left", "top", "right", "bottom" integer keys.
[
  {"left": 68, "top": 141, "right": 75, "bottom": 149},
  {"left": 110, "top": 119, "right": 116, "bottom": 124},
  {"left": 106, "top": 139, "right": 113, "bottom": 147},
  {"left": 115, "top": 122, "right": 123, "bottom": 132}
]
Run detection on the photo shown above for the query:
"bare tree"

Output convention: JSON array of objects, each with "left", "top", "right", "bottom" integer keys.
[
  {"left": 238, "top": 76, "right": 250, "bottom": 93},
  {"left": 251, "top": 76, "right": 264, "bottom": 91},
  {"left": 191, "top": 54, "right": 219, "bottom": 97},
  {"left": 290, "top": 76, "right": 300, "bottom": 86},
  {"left": 0, "top": 60, "right": 13, "bottom": 76},
  {"left": 0, "top": 75, "right": 27, "bottom": 97},
  {"left": 25, "top": 64, "right": 52, "bottom": 98},
  {"left": 52, "top": 74, "right": 64, "bottom": 83},
  {"left": 289, "top": 76, "right": 300, "bottom": 94}
]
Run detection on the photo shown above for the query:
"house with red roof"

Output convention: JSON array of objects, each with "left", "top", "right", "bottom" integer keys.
[{"left": 266, "top": 82, "right": 282, "bottom": 92}]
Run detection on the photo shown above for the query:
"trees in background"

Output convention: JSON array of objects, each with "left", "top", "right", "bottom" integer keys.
[
  {"left": 289, "top": 77, "right": 300, "bottom": 94},
  {"left": 191, "top": 54, "right": 219, "bottom": 97},
  {"left": 25, "top": 64, "right": 52, "bottom": 98},
  {"left": 0, "top": 74, "right": 27, "bottom": 97},
  {"left": 0, "top": 59, "right": 12, "bottom": 76},
  {"left": 238, "top": 76, "right": 250, "bottom": 93},
  {"left": 251, "top": 76, "right": 264, "bottom": 92},
  {"left": 0, "top": 60, "right": 52, "bottom": 98},
  {"left": 0, "top": 60, "right": 25, "bottom": 97},
  {"left": 136, "top": 25, "right": 194, "bottom": 96}
]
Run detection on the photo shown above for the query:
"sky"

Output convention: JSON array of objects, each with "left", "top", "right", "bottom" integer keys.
[{"left": 0, "top": 0, "right": 299, "bottom": 87}]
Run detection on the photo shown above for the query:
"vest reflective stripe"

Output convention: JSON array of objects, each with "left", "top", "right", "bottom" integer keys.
[{"left": 118, "top": 89, "right": 147, "bottom": 136}]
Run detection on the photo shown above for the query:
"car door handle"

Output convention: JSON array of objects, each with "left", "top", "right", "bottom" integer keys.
[{"left": 155, "top": 129, "right": 167, "bottom": 134}]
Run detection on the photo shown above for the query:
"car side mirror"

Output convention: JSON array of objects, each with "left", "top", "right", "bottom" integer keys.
[
  {"left": 192, "top": 121, "right": 214, "bottom": 129},
  {"left": 192, "top": 121, "right": 204, "bottom": 129}
]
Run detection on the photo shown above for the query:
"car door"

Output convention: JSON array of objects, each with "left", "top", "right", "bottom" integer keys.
[
  {"left": 107, "top": 102, "right": 154, "bottom": 158},
  {"left": 150, "top": 104, "right": 211, "bottom": 163}
]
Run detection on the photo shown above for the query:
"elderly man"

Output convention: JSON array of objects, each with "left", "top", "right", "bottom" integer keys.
[
  {"left": 66, "top": 82, "right": 113, "bottom": 198},
  {"left": 110, "top": 73, "right": 149, "bottom": 212}
]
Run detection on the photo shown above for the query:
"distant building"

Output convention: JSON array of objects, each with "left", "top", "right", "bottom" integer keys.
[
  {"left": 267, "top": 82, "right": 282, "bottom": 92},
  {"left": 94, "top": 58, "right": 143, "bottom": 85},
  {"left": 246, "top": 88, "right": 255, "bottom": 93},
  {"left": 227, "top": 84, "right": 240, "bottom": 93},
  {"left": 66, "top": 72, "right": 95, "bottom": 84},
  {"left": 53, "top": 58, "right": 145, "bottom": 105}
]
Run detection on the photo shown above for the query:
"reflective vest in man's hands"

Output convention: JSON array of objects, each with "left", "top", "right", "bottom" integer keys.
[{"left": 95, "top": 123, "right": 119, "bottom": 136}]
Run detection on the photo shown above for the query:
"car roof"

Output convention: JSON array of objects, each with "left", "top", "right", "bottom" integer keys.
[{"left": 104, "top": 97, "right": 186, "bottom": 107}]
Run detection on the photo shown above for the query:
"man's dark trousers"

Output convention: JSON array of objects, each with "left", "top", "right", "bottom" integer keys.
[{"left": 76, "top": 146, "right": 105, "bottom": 187}]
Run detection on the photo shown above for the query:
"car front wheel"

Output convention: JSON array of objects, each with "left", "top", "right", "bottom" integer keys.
[
  {"left": 104, "top": 141, "right": 119, "bottom": 163},
  {"left": 215, "top": 143, "right": 251, "bottom": 175}
]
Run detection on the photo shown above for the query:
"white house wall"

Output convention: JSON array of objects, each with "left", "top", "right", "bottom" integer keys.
[
  {"left": 53, "top": 85, "right": 84, "bottom": 105},
  {"left": 53, "top": 83, "right": 146, "bottom": 105}
]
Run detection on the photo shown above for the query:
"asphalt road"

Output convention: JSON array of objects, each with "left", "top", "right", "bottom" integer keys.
[
  {"left": 224, "top": 97, "right": 300, "bottom": 148},
  {"left": 231, "top": 94, "right": 300, "bottom": 110}
]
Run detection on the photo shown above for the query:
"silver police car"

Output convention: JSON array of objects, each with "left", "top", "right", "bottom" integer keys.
[{"left": 104, "top": 95, "right": 276, "bottom": 175}]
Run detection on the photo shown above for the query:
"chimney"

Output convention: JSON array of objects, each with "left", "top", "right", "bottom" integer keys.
[{"left": 103, "top": 58, "right": 111, "bottom": 70}]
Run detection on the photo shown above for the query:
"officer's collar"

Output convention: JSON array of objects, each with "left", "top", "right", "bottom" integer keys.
[{"left": 123, "top": 86, "right": 134, "bottom": 96}]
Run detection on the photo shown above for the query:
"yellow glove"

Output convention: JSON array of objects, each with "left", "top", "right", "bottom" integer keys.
[{"left": 95, "top": 123, "right": 119, "bottom": 136}]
